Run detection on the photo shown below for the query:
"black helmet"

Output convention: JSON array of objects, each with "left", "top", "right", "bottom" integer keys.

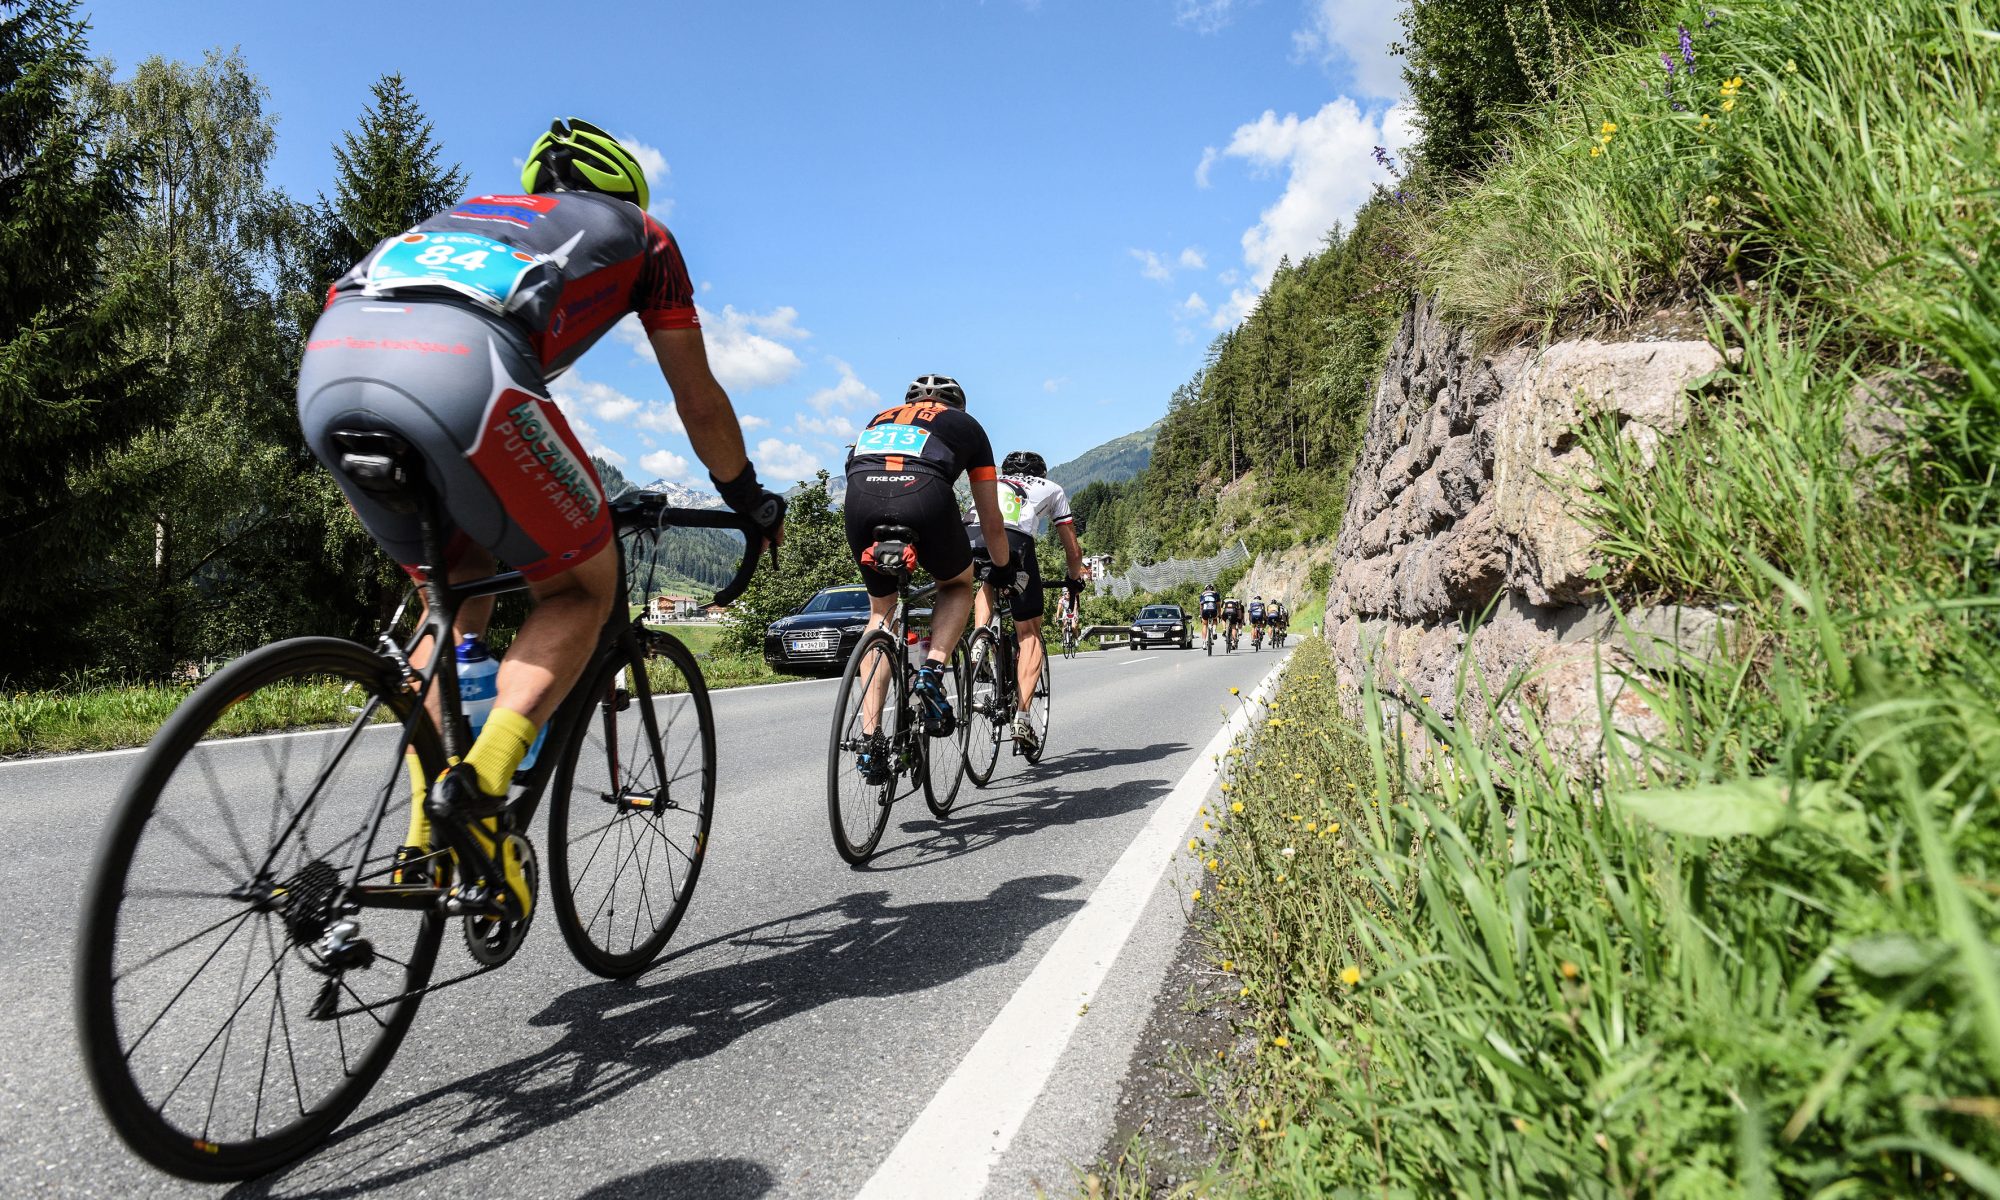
[
  {"left": 905, "top": 374, "right": 966, "bottom": 409},
  {"left": 1002, "top": 450, "right": 1048, "bottom": 478}
]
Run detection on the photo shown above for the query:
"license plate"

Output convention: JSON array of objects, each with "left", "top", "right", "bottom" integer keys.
[{"left": 790, "top": 635, "right": 833, "bottom": 652}]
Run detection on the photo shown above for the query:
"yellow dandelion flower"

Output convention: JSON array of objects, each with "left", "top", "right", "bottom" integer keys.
[
  {"left": 1231, "top": 801, "right": 1244, "bottom": 814},
  {"left": 1560, "top": 961, "right": 1580, "bottom": 979},
  {"left": 1240, "top": 986, "right": 1251, "bottom": 998},
  {"left": 1722, "top": 97, "right": 1736, "bottom": 112},
  {"left": 1273, "top": 1036, "right": 1290, "bottom": 1048},
  {"left": 1340, "top": 966, "right": 1362, "bottom": 986},
  {"left": 1188, "top": 838, "right": 1199, "bottom": 851},
  {"left": 1257, "top": 1116, "right": 1272, "bottom": 1131},
  {"left": 1305, "top": 822, "right": 1317, "bottom": 832},
  {"left": 1600, "top": 120, "right": 1617, "bottom": 134},
  {"left": 1229, "top": 687, "right": 1240, "bottom": 696},
  {"left": 1223, "top": 959, "right": 1234, "bottom": 971},
  {"left": 1727, "top": 75, "right": 1743, "bottom": 89},
  {"left": 1699, "top": 112, "right": 1712, "bottom": 127},
  {"left": 1191, "top": 889, "right": 1202, "bottom": 902},
  {"left": 1207, "top": 857, "right": 1219, "bottom": 871},
  {"left": 1785, "top": 59, "right": 1797, "bottom": 73},
  {"left": 1706, "top": 193, "right": 1720, "bottom": 207}
]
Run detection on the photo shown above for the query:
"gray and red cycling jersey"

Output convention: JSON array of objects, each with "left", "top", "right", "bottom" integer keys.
[{"left": 325, "top": 189, "right": 698, "bottom": 377}]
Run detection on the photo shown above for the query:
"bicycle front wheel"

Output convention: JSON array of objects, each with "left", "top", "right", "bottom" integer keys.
[
  {"left": 75, "top": 637, "right": 445, "bottom": 1182},
  {"left": 962, "top": 628, "right": 1004, "bottom": 787},
  {"left": 827, "top": 629, "right": 903, "bottom": 863},
  {"left": 922, "top": 637, "right": 969, "bottom": 818},
  {"left": 548, "top": 629, "right": 716, "bottom": 979},
  {"left": 1023, "top": 648, "right": 1052, "bottom": 765}
]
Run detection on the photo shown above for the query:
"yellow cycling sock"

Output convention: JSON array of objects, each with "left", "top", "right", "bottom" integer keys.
[
  {"left": 403, "top": 751, "right": 431, "bottom": 849},
  {"left": 465, "top": 707, "right": 538, "bottom": 797}
]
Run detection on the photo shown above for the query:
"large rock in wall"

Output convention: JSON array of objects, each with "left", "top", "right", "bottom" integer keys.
[{"left": 1324, "top": 298, "right": 1729, "bottom": 772}]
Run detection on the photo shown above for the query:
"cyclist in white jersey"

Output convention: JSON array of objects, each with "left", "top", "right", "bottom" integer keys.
[{"left": 966, "top": 451, "right": 1084, "bottom": 753}]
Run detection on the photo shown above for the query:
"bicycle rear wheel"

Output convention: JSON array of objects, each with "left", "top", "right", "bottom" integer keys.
[
  {"left": 962, "top": 628, "right": 1004, "bottom": 787},
  {"left": 547, "top": 629, "right": 716, "bottom": 978},
  {"left": 1023, "top": 650, "right": 1052, "bottom": 765},
  {"left": 75, "top": 637, "right": 445, "bottom": 1182},
  {"left": 922, "top": 638, "right": 968, "bottom": 818},
  {"left": 827, "top": 629, "right": 904, "bottom": 863}
]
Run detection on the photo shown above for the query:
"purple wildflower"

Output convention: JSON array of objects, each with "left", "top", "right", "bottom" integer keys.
[
  {"left": 1372, "top": 145, "right": 1396, "bottom": 171},
  {"left": 1661, "top": 50, "right": 1676, "bottom": 75},
  {"left": 1703, "top": 8, "right": 1717, "bottom": 27},
  {"left": 1680, "top": 24, "right": 1695, "bottom": 72},
  {"left": 1394, "top": 188, "right": 1407, "bottom": 206}
]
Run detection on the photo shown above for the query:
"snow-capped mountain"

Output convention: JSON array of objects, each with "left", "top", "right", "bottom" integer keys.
[{"left": 639, "top": 479, "right": 724, "bottom": 509}]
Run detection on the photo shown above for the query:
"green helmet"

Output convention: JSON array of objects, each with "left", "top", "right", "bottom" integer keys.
[{"left": 520, "top": 118, "right": 650, "bottom": 211}]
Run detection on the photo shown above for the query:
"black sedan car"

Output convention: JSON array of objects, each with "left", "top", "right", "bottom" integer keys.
[
  {"left": 763, "top": 584, "right": 874, "bottom": 674},
  {"left": 1129, "top": 603, "right": 1192, "bottom": 650}
]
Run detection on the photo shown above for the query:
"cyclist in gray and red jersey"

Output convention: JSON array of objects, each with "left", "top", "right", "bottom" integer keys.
[{"left": 297, "top": 117, "right": 785, "bottom": 835}]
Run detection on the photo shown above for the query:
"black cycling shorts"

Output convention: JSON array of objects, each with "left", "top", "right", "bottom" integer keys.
[
  {"left": 971, "top": 528, "right": 1043, "bottom": 622},
  {"left": 843, "top": 471, "right": 973, "bottom": 596},
  {"left": 1199, "top": 601, "right": 1218, "bottom": 617}
]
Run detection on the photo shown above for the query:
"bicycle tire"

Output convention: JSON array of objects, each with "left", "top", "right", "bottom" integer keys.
[
  {"left": 75, "top": 637, "right": 445, "bottom": 1182},
  {"left": 1023, "top": 648, "right": 1052, "bottom": 766},
  {"left": 827, "top": 629, "right": 903, "bottom": 863},
  {"left": 962, "top": 627, "right": 1004, "bottom": 787},
  {"left": 922, "top": 638, "right": 968, "bottom": 818},
  {"left": 547, "top": 630, "right": 716, "bottom": 978}
]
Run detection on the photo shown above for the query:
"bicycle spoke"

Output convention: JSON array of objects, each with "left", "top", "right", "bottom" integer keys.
[{"left": 122, "top": 909, "right": 257, "bottom": 1057}]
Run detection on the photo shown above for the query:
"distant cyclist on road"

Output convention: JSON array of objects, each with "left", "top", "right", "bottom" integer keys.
[
  {"left": 1248, "top": 594, "right": 1266, "bottom": 633},
  {"left": 297, "top": 117, "right": 785, "bottom": 881},
  {"left": 844, "top": 376, "right": 1016, "bottom": 780},
  {"left": 1197, "top": 584, "right": 1220, "bottom": 643},
  {"left": 967, "top": 450, "right": 1084, "bottom": 755},
  {"left": 1220, "top": 595, "right": 1244, "bottom": 646}
]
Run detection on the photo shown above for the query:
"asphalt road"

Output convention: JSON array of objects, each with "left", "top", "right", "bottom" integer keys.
[{"left": 0, "top": 640, "right": 1285, "bottom": 1199}]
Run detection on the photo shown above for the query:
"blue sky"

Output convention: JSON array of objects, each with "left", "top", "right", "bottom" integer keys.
[{"left": 82, "top": 0, "right": 1413, "bottom": 490}]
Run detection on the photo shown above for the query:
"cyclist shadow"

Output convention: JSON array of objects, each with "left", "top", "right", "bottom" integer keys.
[
  {"left": 227, "top": 875, "right": 1086, "bottom": 1199},
  {"left": 863, "top": 742, "right": 1188, "bottom": 870}
]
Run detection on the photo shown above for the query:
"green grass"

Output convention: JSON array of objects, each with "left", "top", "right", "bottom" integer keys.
[{"left": 0, "top": 620, "right": 788, "bottom": 758}]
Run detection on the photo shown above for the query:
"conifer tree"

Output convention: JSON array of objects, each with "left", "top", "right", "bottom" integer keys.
[
  {"left": 323, "top": 73, "right": 468, "bottom": 269},
  {"left": 0, "top": 0, "right": 153, "bottom": 681}
]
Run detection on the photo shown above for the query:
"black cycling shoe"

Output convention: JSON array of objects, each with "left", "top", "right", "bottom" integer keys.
[
  {"left": 856, "top": 733, "right": 893, "bottom": 785},
  {"left": 426, "top": 765, "right": 507, "bottom": 822},
  {"left": 913, "top": 664, "right": 956, "bottom": 738}
]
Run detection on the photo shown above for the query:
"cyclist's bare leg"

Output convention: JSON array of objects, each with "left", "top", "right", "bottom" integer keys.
[
  {"left": 926, "top": 567, "right": 975, "bottom": 662},
  {"left": 1015, "top": 615, "right": 1045, "bottom": 714},
  {"left": 494, "top": 546, "right": 618, "bottom": 726}
]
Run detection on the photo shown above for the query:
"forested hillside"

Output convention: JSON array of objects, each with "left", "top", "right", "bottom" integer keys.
[{"left": 1047, "top": 420, "right": 1158, "bottom": 492}]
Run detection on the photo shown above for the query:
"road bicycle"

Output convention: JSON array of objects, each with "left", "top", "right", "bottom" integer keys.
[
  {"left": 74, "top": 428, "right": 762, "bottom": 1182},
  {"left": 1270, "top": 618, "right": 1288, "bottom": 650},
  {"left": 1251, "top": 618, "right": 1266, "bottom": 652},
  {"left": 825, "top": 524, "right": 967, "bottom": 863},
  {"left": 962, "top": 562, "right": 1051, "bottom": 787},
  {"left": 1225, "top": 619, "right": 1241, "bottom": 654},
  {"left": 1056, "top": 593, "right": 1081, "bottom": 660}
]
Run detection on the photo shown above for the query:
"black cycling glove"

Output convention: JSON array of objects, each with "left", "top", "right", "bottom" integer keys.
[
  {"left": 984, "top": 558, "right": 1022, "bottom": 593},
  {"left": 1063, "top": 576, "right": 1085, "bottom": 596},
  {"left": 711, "top": 462, "right": 787, "bottom": 558}
]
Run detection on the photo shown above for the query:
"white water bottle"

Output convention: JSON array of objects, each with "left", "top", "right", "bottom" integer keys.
[
  {"left": 457, "top": 634, "right": 549, "bottom": 772},
  {"left": 457, "top": 635, "right": 498, "bottom": 739}
]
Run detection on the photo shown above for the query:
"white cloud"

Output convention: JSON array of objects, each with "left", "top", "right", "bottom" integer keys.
[
  {"left": 1178, "top": 246, "right": 1207, "bottom": 270},
  {"left": 639, "top": 449, "right": 693, "bottom": 482},
  {"left": 755, "top": 437, "right": 824, "bottom": 485},
  {"left": 1221, "top": 98, "right": 1413, "bottom": 294},
  {"left": 1211, "top": 285, "right": 1262, "bottom": 329},
  {"left": 1175, "top": 0, "right": 1244, "bottom": 34},
  {"left": 616, "top": 134, "right": 675, "bottom": 219},
  {"left": 794, "top": 411, "right": 857, "bottom": 439},
  {"left": 1195, "top": 146, "right": 1219, "bottom": 188},
  {"left": 591, "top": 444, "right": 627, "bottom": 468},
  {"left": 1218, "top": 268, "right": 1241, "bottom": 286},
  {"left": 1182, "top": 292, "right": 1210, "bottom": 315},
  {"left": 807, "top": 358, "right": 878, "bottom": 413},
  {"left": 739, "top": 413, "right": 771, "bottom": 430},
  {"left": 698, "top": 304, "right": 809, "bottom": 392},
  {"left": 1129, "top": 248, "right": 1174, "bottom": 283},
  {"left": 1042, "top": 377, "right": 1069, "bottom": 393},
  {"left": 1292, "top": 0, "right": 1404, "bottom": 100},
  {"left": 634, "top": 402, "right": 685, "bottom": 435}
]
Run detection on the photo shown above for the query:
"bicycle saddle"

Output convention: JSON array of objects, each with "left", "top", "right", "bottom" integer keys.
[
  {"left": 329, "top": 428, "right": 425, "bottom": 514},
  {"left": 866, "top": 525, "right": 918, "bottom": 577}
]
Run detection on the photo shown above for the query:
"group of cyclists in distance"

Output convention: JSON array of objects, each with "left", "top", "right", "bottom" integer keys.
[{"left": 1197, "top": 585, "right": 1288, "bottom": 652}]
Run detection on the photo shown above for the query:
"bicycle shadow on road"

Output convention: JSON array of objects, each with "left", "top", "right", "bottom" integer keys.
[
  {"left": 225, "top": 875, "right": 1086, "bottom": 1200},
  {"left": 860, "top": 742, "right": 1187, "bottom": 871}
]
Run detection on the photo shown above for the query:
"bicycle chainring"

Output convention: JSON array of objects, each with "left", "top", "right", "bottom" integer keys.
[{"left": 463, "top": 832, "right": 538, "bottom": 967}]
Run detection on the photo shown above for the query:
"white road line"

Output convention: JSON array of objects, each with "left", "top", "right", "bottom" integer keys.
[
  {"left": 853, "top": 653, "right": 1290, "bottom": 1200},
  {"left": 1115, "top": 655, "right": 1159, "bottom": 666}
]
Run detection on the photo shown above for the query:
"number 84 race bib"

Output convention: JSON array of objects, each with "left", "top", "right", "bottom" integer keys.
[{"left": 365, "top": 231, "right": 544, "bottom": 315}]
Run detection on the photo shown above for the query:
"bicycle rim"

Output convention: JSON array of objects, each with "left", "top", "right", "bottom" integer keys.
[
  {"left": 548, "top": 631, "right": 716, "bottom": 978},
  {"left": 75, "top": 637, "right": 444, "bottom": 1182},
  {"left": 922, "top": 639, "right": 968, "bottom": 818},
  {"left": 827, "top": 631, "right": 901, "bottom": 863},
  {"left": 962, "top": 629, "right": 1003, "bottom": 787}
]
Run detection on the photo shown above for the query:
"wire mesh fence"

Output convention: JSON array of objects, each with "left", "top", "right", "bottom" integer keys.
[{"left": 1093, "top": 540, "right": 1250, "bottom": 599}]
